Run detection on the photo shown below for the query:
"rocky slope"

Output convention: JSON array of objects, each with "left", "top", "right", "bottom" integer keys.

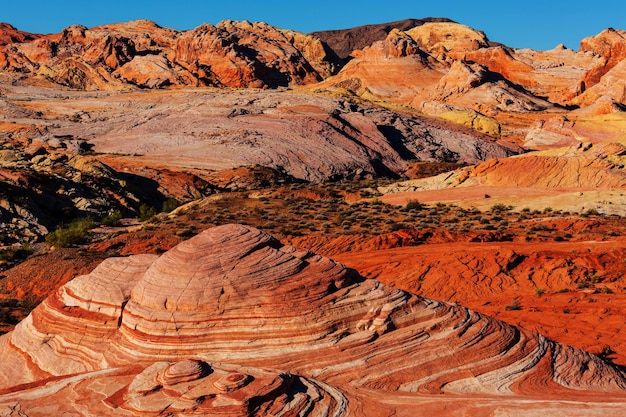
[
  {"left": 310, "top": 17, "right": 454, "bottom": 60},
  {"left": 0, "top": 224, "right": 625, "bottom": 416},
  {"left": 0, "top": 115, "right": 216, "bottom": 245},
  {"left": 0, "top": 19, "right": 340, "bottom": 90},
  {"left": 0, "top": 69, "right": 520, "bottom": 246},
  {"left": 1, "top": 80, "right": 518, "bottom": 183},
  {"left": 378, "top": 138, "right": 626, "bottom": 214},
  {"left": 0, "top": 23, "right": 40, "bottom": 46},
  {"left": 317, "top": 21, "right": 626, "bottom": 142}
]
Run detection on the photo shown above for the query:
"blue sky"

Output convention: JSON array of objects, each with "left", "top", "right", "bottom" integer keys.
[{"left": 2, "top": 1, "right": 624, "bottom": 50}]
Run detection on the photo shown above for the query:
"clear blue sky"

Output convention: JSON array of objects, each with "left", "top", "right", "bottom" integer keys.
[{"left": 2, "top": 0, "right": 624, "bottom": 51}]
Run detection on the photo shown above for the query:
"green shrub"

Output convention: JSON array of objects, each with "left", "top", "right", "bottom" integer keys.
[
  {"left": 583, "top": 208, "right": 599, "bottom": 216},
  {"left": 45, "top": 217, "right": 95, "bottom": 247},
  {"left": 0, "top": 244, "right": 33, "bottom": 262},
  {"left": 101, "top": 210, "right": 122, "bottom": 227},
  {"left": 402, "top": 200, "right": 423, "bottom": 212},
  {"left": 491, "top": 203, "right": 512, "bottom": 213},
  {"left": 161, "top": 198, "right": 180, "bottom": 213},
  {"left": 139, "top": 204, "right": 157, "bottom": 221}
]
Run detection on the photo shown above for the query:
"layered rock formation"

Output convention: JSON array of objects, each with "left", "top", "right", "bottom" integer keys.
[
  {"left": 0, "top": 83, "right": 518, "bottom": 183},
  {"left": 1, "top": 18, "right": 625, "bottom": 146},
  {"left": 1, "top": 225, "right": 625, "bottom": 415},
  {"left": 0, "top": 23, "right": 39, "bottom": 46},
  {"left": 315, "top": 20, "right": 626, "bottom": 144},
  {"left": 379, "top": 137, "right": 626, "bottom": 214},
  {"left": 0, "top": 19, "right": 339, "bottom": 90},
  {"left": 0, "top": 119, "right": 216, "bottom": 244}
]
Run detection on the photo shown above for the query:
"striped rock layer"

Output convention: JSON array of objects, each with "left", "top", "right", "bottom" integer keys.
[{"left": 1, "top": 224, "right": 625, "bottom": 416}]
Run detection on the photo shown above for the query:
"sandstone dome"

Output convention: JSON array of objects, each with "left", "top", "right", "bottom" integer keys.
[{"left": 1, "top": 224, "right": 625, "bottom": 415}]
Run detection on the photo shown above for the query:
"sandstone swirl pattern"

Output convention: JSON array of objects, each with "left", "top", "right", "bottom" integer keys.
[{"left": 0, "top": 224, "right": 625, "bottom": 415}]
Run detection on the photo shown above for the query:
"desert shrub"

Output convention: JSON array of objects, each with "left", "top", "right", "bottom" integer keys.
[
  {"left": 0, "top": 244, "right": 33, "bottom": 262},
  {"left": 139, "top": 204, "right": 157, "bottom": 221},
  {"left": 589, "top": 274, "right": 602, "bottom": 283},
  {"left": 177, "top": 228, "right": 195, "bottom": 237},
  {"left": 45, "top": 217, "right": 95, "bottom": 247},
  {"left": 402, "top": 200, "right": 423, "bottom": 212},
  {"left": 491, "top": 203, "right": 512, "bottom": 213},
  {"left": 389, "top": 222, "right": 407, "bottom": 232},
  {"left": 101, "top": 210, "right": 122, "bottom": 227},
  {"left": 161, "top": 198, "right": 180, "bottom": 213},
  {"left": 583, "top": 208, "right": 599, "bottom": 216},
  {"left": 534, "top": 287, "right": 546, "bottom": 295}
]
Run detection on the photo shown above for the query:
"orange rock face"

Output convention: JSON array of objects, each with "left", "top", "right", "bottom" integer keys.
[
  {"left": 579, "top": 28, "right": 626, "bottom": 87},
  {"left": 0, "top": 23, "right": 40, "bottom": 46},
  {"left": 1, "top": 225, "right": 626, "bottom": 415},
  {"left": 0, "top": 20, "right": 339, "bottom": 90},
  {"left": 316, "top": 20, "right": 625, "bottom": 148}
]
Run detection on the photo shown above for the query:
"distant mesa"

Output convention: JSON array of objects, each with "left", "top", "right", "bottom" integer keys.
[{"left": 1, "top": 224, "right": 625, "bottom": 415}]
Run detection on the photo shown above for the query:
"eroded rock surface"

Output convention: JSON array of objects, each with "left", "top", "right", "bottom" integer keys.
[
  {"left": 0, "top": 84, "right": 517, "bottom": 183},
  {"left": 0, "top": 19, "right": 339, "bottom": 90},
  {"left": 1, "top": 225, "right": 625, "bottom": 415}
]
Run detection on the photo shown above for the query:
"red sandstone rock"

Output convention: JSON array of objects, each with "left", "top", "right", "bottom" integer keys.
[
  {"left": 0, "top": 23, "right": 40, "bottom": 46},
  {"left": 406, "top": 22, "right": 490, "bottom": 62},
  {"left": 574, "top": 57, "right": 626, "bottom": 106},
  {"left": 0, "top": 19, "right": 339, "bottom": 90},
  {"left": 579, "top": 28, "right": 626, "bottom": 88},
  {"left": 0, "top": 225, "right": 625, "bottom": 415}
]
